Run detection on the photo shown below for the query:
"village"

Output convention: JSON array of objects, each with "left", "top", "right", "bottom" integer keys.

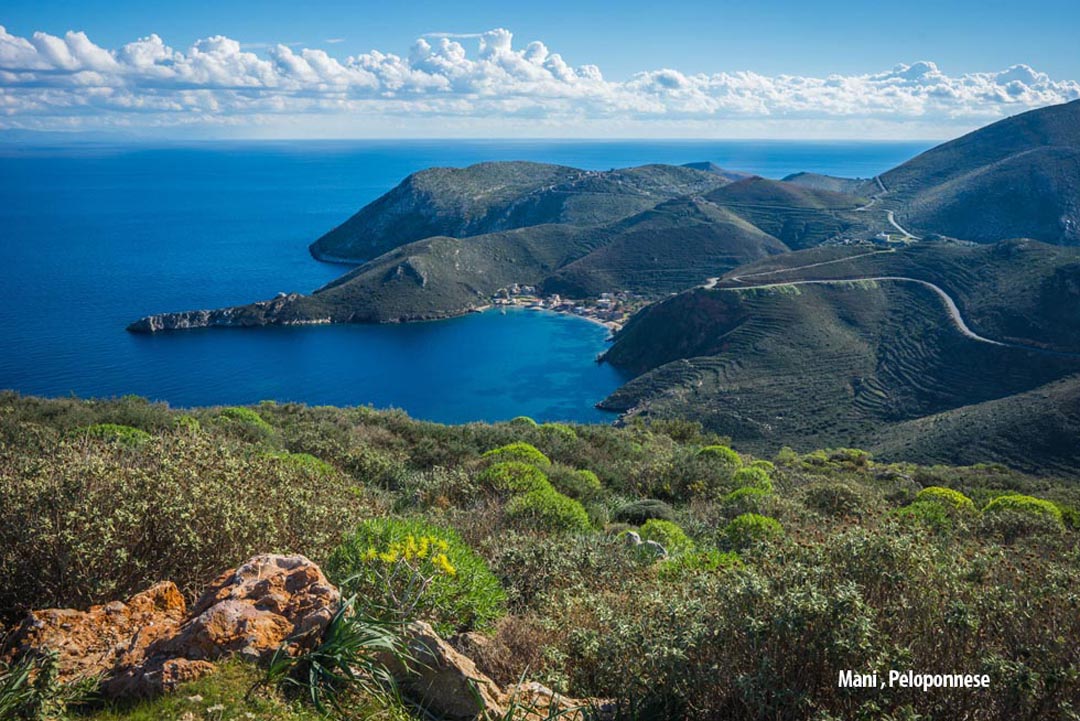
[{"left": 488, "top": 283, "right": 648, "bottom": 333}]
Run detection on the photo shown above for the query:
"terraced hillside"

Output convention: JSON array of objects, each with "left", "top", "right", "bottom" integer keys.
[
  {"left": 600, "top": 280, "right": 1080, "bottom": 467},
  {"left": 703, "top": 177, "right": 871, "bottom": 249},
  {"left": 717, "top": 239, "right": 1080, "bottom": 353},
  {"left": 877, "top": 99, "right": 1080, "bottom": 244}
]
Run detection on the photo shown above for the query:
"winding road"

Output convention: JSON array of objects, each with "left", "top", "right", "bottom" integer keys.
[{"left": 718, "top": 276, "right": 1080, "bottom": 358}]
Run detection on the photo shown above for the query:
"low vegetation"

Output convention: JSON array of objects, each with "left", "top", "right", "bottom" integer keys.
[{"left": 2, "top": 392, "right": 1079, "bottom": 720}]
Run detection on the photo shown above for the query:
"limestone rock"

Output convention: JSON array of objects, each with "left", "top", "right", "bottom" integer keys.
[
  {"left": 382, "top": 621, "right": 505, "bottom": 720},
  {"left": 1, "top": 581, "right": 187, "bottom": 687},
  {"left": 4, "top": 554, "right": 339, "bottom": 699}
]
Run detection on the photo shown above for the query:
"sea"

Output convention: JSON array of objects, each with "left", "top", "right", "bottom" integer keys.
[{"left": 0, "top": 139, "right": 932, "bottom": 423}]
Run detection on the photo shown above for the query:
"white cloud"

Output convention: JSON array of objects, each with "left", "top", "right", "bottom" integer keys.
[{"left": 0, "top": 25, "right": 1077, "bottom": 137}]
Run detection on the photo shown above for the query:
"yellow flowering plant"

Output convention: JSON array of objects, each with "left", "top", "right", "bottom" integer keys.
[{"left": 327, "top": 518, "right": 506, "bottom": 635}]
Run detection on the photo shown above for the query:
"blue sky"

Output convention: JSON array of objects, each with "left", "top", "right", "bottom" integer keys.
[{"left": 2, "top": 0, "right": 1079, "bottom": 139}]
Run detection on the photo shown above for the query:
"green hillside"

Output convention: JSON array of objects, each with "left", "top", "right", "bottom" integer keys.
[
  {"left": 600, "top": 245, "right": 1080, "bottom": 470},
  {"left": 879, "top": 99, "right": 1080, "bottom": 244},
  {"left": 309, "top": 161, "right": 729, "bottom": 261},
  {"left": 703, "top": 177, "right": 871, "bottom": 248}
]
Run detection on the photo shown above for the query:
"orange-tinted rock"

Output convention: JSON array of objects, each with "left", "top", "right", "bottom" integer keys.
[
  {"left": 2, "top": 581, "right": 187, "bottom": 686},
  {"left": 5, "top": 555, "right": 339, "bottom": 699}
]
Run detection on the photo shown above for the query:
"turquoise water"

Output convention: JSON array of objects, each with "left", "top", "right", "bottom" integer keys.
[{"left": 0, "top": 139, "right": 931, "bottom": 422}]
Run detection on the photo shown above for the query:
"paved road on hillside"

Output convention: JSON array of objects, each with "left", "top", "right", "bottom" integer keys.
[
  {"left": 719, "top": 276, "right": 1080, "bottom": 358},
  {"left": 886, "top": 210, "right": 920, "bottom": 240}
]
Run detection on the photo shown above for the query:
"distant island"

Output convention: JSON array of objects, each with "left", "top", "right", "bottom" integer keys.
[{"left": 128, "top": 99, "right": 1080, "bottom": 476}]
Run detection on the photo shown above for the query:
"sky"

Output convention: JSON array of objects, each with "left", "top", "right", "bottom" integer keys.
[{"left": 2, "top": 0, "right": 1079, "bottom": 140}]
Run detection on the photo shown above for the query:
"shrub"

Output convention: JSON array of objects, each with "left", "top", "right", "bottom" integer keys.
[
  {"left": 0, "top": 433, "right": 367, "bottom": 624},
  {"left": 506, "top": 489, "right": 592, "bottom": 533},
  {"left": 725, "top": 513, "right": 784, "bottom": 550},
  {"left": 984, "top": 494, "right": 1064, "bottom": 525},
  {"left": 77, "top": 423, "right": 151, "bottom": 447},
  {"left": 696, "top": 445, "right": 742, "bottom": 469},
  {"left": 723, "top": 486, "right": 772, "bottom": 516},
  {"left": 217, "top": 406, "right": 275, "bottom": 442},
  {"left": 173, "top": 414, "right": 201, "bottom": 433},
  {"left": 477, "top": 461, "right": 553, "bottom": 495},
  {"left": 802, "top": 482, "right": 865, "bottom": 518},
  {"left": 658, "top": 549, "right": 741, "bottom": 580},
  {"left": 613, "top": 499, "right": 675, "bottom": 525},
  {"left": 915, "top": 486, "right": 975, "bottom": 512},
  {"left": 481, "top": 442, "right": 551, "bottom": 468},
  {"left": 979, "top": 508, "right": 1065, "bottom": 544},
  {"left": 218, "top": 406, "right": 273, "bottom": 432},
  {"left": 327, "top": 517, "right": 506, "bottom": 634},
  {"left": 731, "top": 466, "right": 772, "bottom": 491},
  {"left": 509, "top": 416, "right": 539, "bottom": 428},
  {"left": 639, "top": 519, "right": 694, "bottom": 554},
  {"left": 892, "top": 500, "right": 955, "bottom": 535},
  {"left": 749, "top": 459, "right": 776, "bottom": 473},
  {"left": 1055, "top": 502, "right": 1080, "bottom": 531},
  {"left": 265, "top": 451, "right": 335, "bottom": 477},
  {"left": 540, "top": 423, "right": 578, "bottom": 440},
  {"left": 548, "top": 466, "right": 602, "bottom": 500}
]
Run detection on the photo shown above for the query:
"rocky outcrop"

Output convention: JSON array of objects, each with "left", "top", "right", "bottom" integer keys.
[
  {"left": 3, "top": 554, "right": 339, "bottom": 697},
  {"left": 127, "top": 293, "right": 331, "bottom": 333},
  {"left": 382, "top": 621, "right": 606, "bottom": 720},
  {"left": 5, "top": 554, "right": 607, "bottom": 718},
  {"left": 381, "top": 621, "right": 505, "bottom": 720}
]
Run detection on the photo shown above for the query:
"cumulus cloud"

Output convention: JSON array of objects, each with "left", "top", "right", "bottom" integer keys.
[{"left": 0, "top": 25, "right": 1077, "bottom": 136}]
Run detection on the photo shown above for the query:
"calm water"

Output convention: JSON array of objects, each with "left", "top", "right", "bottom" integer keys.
[{"left": 0, "top": 139, "right": 932, "bottom": 422}]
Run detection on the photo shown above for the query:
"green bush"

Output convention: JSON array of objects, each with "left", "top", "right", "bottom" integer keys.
[
  {"left": 477, "top": 461, "right": 553, "bottom": 495},
  {"left": 0, "top": 433, "right": 367, "bottom": 621},
  {"left": 540, "top": 422, "right": 578, "bottom": 440},
  {"left": 696, "top": 445, "right": 742, "bottom": 469},
  {"left": 802, "top": 482, "right": 865, "bottom": 518},
  {"left": 78, "top": 423, "right": 152, "bottom": 447},
  {"left": 509, "top": 416, "right": 539, "bottom": 428},
  {"left": 173, "top": 414, "right": 201, "bottom": 433},
  {"left": 749, "top": 459, "right": 776, "bottom": 473},
  {"left": 915, "top": 486, "right": 975, "bottom": 512},
  {"left": 892, "top": 500, "right": 955, "bottom": 535},
  {"left": 639, "top": 519, "right": 694, "bottom": 554},
  {"left": 658, "top": 549, "right": 741, "bottom": 580},
  {"left": 265, "top": 451, "right": 335, "bottom": 477},
  {"left": 984, "top": 494, "right": 1064, "bottom": 525},
  {"left": 731, "top": 466, "right": 772, "bottom": 491},
  {"left": 481, "top": 442, "right": 551, "bottom": 468},
  {"left": 506, "top": 489, "right": 592, "bottom": 533},
  {"left": 723, "top": 486, "right": 772, "bottom": 516},
  {"left": 725, "top": 513, "right": 784, "bottom": 550},
  {"left": 548, "top": 466, "right": 602, "bottom": 500},
  {"left": 218, "top": 406, "right": 273, "bottom": 432},
  {"left": 327, "top": 517, "right": 506, "bottom": 635},
  {"left": 613, "top": 499, "right": 675, "bottom": 525}
]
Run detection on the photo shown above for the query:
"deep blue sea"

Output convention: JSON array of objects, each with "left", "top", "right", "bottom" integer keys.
[{"left": 0, "top": 139, "right": 932, "bottom": 423}]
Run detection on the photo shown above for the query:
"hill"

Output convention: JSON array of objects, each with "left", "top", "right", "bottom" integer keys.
[
  {"left": 681, "top": 161, "right": 756, "bottom": 182},
  {"left": 309, "top": 161, "right": 730, "bottom": 261},
  {"left": 879, "top": 99, "right": 1080, "bottom": 244},
  {"left": 782, "top": 171, "right": 866, "bottom": 194},
  {"left": 703, "top": 177, "right": 870, "bottom": 248},
  {"left": 599, "top": 240, "right": 1080, "bottom": 469}
]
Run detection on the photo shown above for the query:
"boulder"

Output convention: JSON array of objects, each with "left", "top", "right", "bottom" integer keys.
[
  {"left": 382, "top": 621, "right": 505, "bottom": 720},
  {"left": 1, "top": 581, "right": 187, "bottom": 687},
  {"left": 4, "top": 554, "right": 339, "bottom": 698}
]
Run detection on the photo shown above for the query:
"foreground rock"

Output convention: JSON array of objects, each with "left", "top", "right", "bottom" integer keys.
[
  {"left": 5, "top": 555, "right": 607, "bottom": 718},
  {"left": 384, "top": 621, "right": 609, "bottom": 720},
  {"left": 3, "top": 554, "right": 339, "bottom": 697}
]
